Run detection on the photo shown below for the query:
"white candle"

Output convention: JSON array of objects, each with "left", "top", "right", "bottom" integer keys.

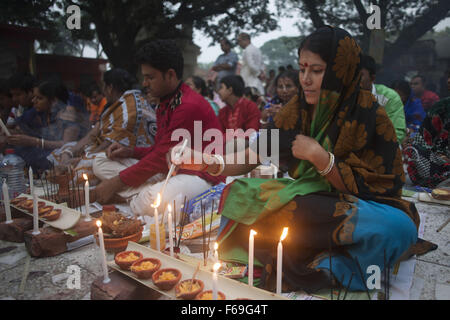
[
  {"left": 151, "top": 193, "right": 161, "bottom": 251},
  {"left": 212, "top": 262, "right": 221, "bottom": 300},
  {"left": 28, "top": 167, "right": 33, "bottom": 195},
  {"left": 168, "top": 204, "right": 174, "bottom": 257},
  {"left": 32, "top": 191, "right": 40, "bottom": 235},
  {"left": 2, "top": 180, "right": 12, "bottom": 223},
  {"left": 214, "top": 242, "right": 219, "bottom": 263},
  {"left": 248, "top": 230, "right": 257, "bottom": 287},
  {"left": 276, "top": 227, "right": 288, "bottom": 295},
  {"left": 83, "top": 174, "right": 91, "bottom": 221},
  {"left": 96, "top": 220, "right": 110, "bottom": 283}
]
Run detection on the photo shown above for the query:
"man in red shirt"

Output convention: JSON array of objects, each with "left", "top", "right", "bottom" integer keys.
[
  {"left": 217, "top": 75, "right": 261, "bottom": 135},
  {"left": 410, "top": 75, "right": 440, "bottom": 111},
  {"left": 93, "top": 40, "right": 224, "bottom": 213}
]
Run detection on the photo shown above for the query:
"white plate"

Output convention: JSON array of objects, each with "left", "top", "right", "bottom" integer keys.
[
  {"left": 11, "top": 193, "right": 81, "bottom": 230},
  {"left": 108, "top": 241, "right": 288, "bottom": 300}
]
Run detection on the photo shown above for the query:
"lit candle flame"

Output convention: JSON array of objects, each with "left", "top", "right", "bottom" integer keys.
[
  {"left": 250, "top": 229, "right": 257, "bottom": 237},
  {"left": 214, "top": 242, "right": 218, "bottom": 250},
  {"left": 280, "top": 227, "right": 288, "bottom": 242},
  {"left": 83, "top": 173, "right": 88, "bottom": 181},
  {"left": 168, "top": 204, "right": 172, "bottom": 212},
  {"left": 213, "top": 262, "right": 221, "bottom": 272},
  {"left": 96, "top": 220, "right": 102, "bottom": 228},
  {"left": 151, "top": 193, "right": 161, "bottom": 208}
]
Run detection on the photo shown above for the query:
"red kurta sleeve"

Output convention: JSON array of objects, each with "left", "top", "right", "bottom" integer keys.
[{"left": 119, "top": 104, "right": 197, "bottom": 187}]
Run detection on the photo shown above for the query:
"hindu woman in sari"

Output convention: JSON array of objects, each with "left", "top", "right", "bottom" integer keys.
[{"left": 172, "top": 27, "right": 427, "bottom": 294}]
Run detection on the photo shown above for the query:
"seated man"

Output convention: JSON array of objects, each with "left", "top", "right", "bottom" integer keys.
[
  {"left": 360, "top": 55, "right": 406, "bottom": 144},
  {"left": 93, "top": 40, "right": 225, "bottom": 215},
  {"left": 86, "top": 83, "right": 107, "bottom": 125},
  {"left": 49, "top": 68, "right": 155, "bottom": 184},
  {"left": 410, "top": 75, "right": 440, "bottom": 111},
  {"left": 217, "top": 75, "right": 261, "bottom": 134}
]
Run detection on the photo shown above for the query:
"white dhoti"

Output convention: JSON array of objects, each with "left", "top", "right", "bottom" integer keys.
[{"left": 92, "top": 153, "right": 212, "bottom": 216}]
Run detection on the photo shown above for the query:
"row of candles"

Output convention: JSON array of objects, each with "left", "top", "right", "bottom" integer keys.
[
  {"left": 94, "top": 192, "right": 289, "bottom": 297},
  {"left": 2, "top": 168, "right": 289, "bottom": 297}
]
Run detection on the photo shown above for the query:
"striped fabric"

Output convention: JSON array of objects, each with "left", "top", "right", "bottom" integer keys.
[{"left": 97, "top": 89, "right": 152, "bottom": 148}]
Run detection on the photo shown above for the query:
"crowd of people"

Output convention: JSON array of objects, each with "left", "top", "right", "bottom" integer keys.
[{"left": 0, "top": 27, "right": 447, "bottom": 294}]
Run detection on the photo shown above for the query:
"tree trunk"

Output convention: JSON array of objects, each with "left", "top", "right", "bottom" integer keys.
[{"left": 383, "top": 0, "right": 450, "bottom": 68}]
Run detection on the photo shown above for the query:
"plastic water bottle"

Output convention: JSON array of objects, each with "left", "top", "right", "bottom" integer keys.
[{"left": 0, "top": 149, "right": 27, "bottom": 199}]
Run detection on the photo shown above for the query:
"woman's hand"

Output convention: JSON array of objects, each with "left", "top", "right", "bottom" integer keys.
[
  {"left": 106, "top": 142, "right": 134, "bottom": 161},
  {"left": 6, "top": 134, "right": 38, "bottom": 147},
  {"left": 269, "top": 104, "right": 282, "bottom": 117},
  {"left": 291, "top": 134, "right": 324, "bottom": 163},
  {"left": 261, "top": 108, "right": 271, "bottom": 122}
]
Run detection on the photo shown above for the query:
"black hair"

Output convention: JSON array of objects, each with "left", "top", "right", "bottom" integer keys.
[
  {"left": 220, "top": 75, "right": 245, "bottom": 97},
  {"left": 360, "top": 54, "right": 377, "bottom": 76},
  {"left": 298, "top": 27, "right": 334, "bottom": 65},
  {"left": 35, "top": 80, "right": 59, "bottom": 101},
  {"left": 88, "top": 83, "right": 102, "bottom": 97},
  {"left": 391, "top": 80, "right": 411, "bottom": 97},
  {"left": 103, "top": 68, "right": 135, "bottom": 93},
  {"left": 221, "top": 38, "right": 232, "bottom": 47},
  {"left": 239, "top": 33, "right": 250, "bottom": 41},
  {"left": 135, "top": 39, "right": 184, "bottom": 79},
  {"left": 274, "top": 70, "right": 300, "bottom": 91},
  {"left": 244, "top": 87, "right": 261, "bottom": 102},
  {"left": 0, "top": 79, "right": 11, "bottom": 97},
  {"left": 8, "top": 72, "right": 36, "bottom": 92},
  {"left": 189, "top": 76, "right": 208, "bottom": 97},
  {"left": 412, "top": 74, "right": 426, "bottom": 84},
  {"left": 278, "top": 66, "right": 286, "bottom": 73}
]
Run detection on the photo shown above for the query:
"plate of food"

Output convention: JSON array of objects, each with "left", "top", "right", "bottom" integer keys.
[{"left": 10, "top": 193, "right": 80, "bottom": 230}]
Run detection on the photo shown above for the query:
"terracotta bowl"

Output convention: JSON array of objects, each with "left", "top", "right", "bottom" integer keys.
[
  {"left": 41, "top": 208, "right": 61, "bottom": 221},
  {"left": 175, "top": 279, "right": 205, "bottom": 300},
  {"left": 11, "top": 197, "right": 27, "bottom": 206},
  {"left": 152, "top": 268, "right": 182, "bottom": 291},
  {"left": 38, "top": 205, "right": 53, "bottom": 216},
  {"left": 21, "top": 199, "right": 34, "bottom": 210},
  {"left": 25, "top": 201, "right": 46, "bottom": 213},
  {"left": 95, "top": 227, "right": 143, "bottom": 253},
  {"left": 195, "top": 290, "right": 226, "bottom": 300},
  {"left": 130, "top": 258, "right": 161, "bottom": 279},
  {"left": 114, "top": 250, "right": 143, "bottom": 270}
]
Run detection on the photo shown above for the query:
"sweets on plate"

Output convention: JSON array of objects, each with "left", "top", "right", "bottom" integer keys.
[
  {"left": 130, "top": 258, "right": 161, "bottom": 279},
  {"left": 195, "top": 290, "right": 226, "bottom": 300},
  {"left": 114, "top": 250, "right": 143, "bottom": 270},
  {"left": 152, "top": 268, "right": 181, "bottom": 290}
]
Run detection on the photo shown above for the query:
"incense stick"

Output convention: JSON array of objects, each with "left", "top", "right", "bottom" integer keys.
[
  {"left": 329, "top": 233, "right": 333, "bottom": 300},
  {"left": 354, "top": 256, "right": 371, "bottom": 300},
  {"left": 342, "top": 272, "right": 354, "bottom": 300},
  {"left": 337, "top": 274, "right": 345, "bottom": 300},
  {"left": 201, "top": 200, "right": 206, "bottom": 266},
  {"left": 207, "top": 199, "right": 215, "bottom": 260}
]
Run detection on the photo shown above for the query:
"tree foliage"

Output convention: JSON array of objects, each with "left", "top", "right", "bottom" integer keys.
[
  {"left": 260, "top": 36, "right": 302, "bottom": 71},
  {"left": 65, "top": 0, "right": 278, "bottom": 72},
  {"left": 277, "top": 0, "right": 450, "bottom": 67},
  {"left": 0, "top": 0, "right": 278, "bottom": 73}
]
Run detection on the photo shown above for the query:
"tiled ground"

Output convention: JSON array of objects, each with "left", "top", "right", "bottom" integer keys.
[{"left": 0, "top": 197, "right": 448, "bottom": 300}]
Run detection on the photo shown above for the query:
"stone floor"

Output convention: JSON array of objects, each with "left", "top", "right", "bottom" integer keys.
[{"left": 0, "top": 197, "right": 448, "bottom": 300}]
